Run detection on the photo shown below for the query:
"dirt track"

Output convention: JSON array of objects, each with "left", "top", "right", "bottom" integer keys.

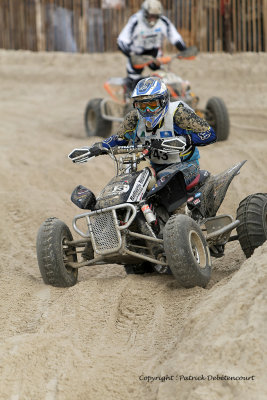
[{"left": 0, "top": 50, "right": 267, "bottom": 400}]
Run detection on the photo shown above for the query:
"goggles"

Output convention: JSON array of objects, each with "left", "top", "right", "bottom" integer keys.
[
  {"left": 147, "top": 13, "right": 159, "bottom": 19},
  {"left": 134, "top": 99, "right": 161, "bottom": 112}
]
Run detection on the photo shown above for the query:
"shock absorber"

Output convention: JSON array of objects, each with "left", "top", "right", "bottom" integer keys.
[{"left": 141, "top": 202, "right": 157, "bottom": 225}]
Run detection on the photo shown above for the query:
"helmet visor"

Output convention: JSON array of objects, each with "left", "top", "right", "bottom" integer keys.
[
  {"left": 147, "top": 13, "right": 159, "bottom": 19},
  {"left": 134, "top": 99, "right": 161, "bottom": 115}
]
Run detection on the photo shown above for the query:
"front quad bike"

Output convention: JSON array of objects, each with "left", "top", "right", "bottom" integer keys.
[
  {"left": 84, "top": 46, "right": 230, "bottom": 141},
  {"left": 36, "top": 141, "right": 266, "bottom": 288}
]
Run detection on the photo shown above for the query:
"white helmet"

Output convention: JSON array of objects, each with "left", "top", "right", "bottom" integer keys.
[{"left": 142, "top": 0, "right": 163, "bottom": 27}]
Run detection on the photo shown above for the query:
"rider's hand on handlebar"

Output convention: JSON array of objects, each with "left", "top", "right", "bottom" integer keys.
[
  {"left": 150, "top": 139, "right": 163, "bottom": 151},
  {"left": 129, "top": 54, "right": 161, "bottom": 69},
  {"left": 89, "top": 145, "right": 105, "bottom": 157},
  {"left": 177, "top": 46, "right": 198, "bottom": 59},
  {"left": 68, "top": 143, "right": 107, "bottom": 163},
  {"left": 148, "top": 59, "right": 161, "bottom": 71}
]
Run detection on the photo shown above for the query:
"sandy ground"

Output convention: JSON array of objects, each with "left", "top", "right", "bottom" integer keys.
[{"left": 0, "top": 49, "right": 267, "bottom": 400}]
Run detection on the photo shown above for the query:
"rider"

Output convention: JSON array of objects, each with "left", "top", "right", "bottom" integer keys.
[
  {"left": 117, "top": 0, "right": 187, "bottom": 93},
  {"left": 84, "top": 77, "right": 216, "bottom": 189}
]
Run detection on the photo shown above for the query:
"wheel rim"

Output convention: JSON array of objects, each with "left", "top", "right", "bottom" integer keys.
[
  {"left": 189, "top": 230, "right": 207, "bottom": 269},
  {"left": 87, "top": 109, "right": 96, "bottom": 131},
  {"left": 62, "top": 237, "right": 78, "bottom": 276}
]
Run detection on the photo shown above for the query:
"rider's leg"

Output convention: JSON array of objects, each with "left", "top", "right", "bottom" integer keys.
[{"left": 156, "top": 160, "right": 200, "bottom": 186}]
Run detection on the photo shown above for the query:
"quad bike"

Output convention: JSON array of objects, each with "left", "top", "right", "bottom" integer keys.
[
  {"left": 36, "top": 140, "right": 267, "bottom": 288},
  {"left": 84, "top": 47, "right": 230, "bottom": 142}
]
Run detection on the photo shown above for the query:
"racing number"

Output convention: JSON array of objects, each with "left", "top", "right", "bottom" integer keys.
[
  {"left": 152, "top": 149, "right": 168, "bottom": 161},
  {"left": 144, "top": 139, "right": 169, "bottom": 161}
]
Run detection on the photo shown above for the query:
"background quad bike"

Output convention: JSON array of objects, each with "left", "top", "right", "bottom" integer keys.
[{"left": 84, "top": 48, "right": 230, "bottom": 142}]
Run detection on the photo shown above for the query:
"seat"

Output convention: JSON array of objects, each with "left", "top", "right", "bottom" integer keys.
[{"left": 186, "top": 170, "right": 210, "bottom": 192}]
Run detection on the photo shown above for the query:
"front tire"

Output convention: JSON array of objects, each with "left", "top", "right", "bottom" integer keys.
[
  {"left": 205, "top": 96, "right": 230, "bottom": 141},
  {"left": 163, "top": 214, "right": 211, "bottom": 288},
  {"left": 236, "top": 193, "right": 267, "bottom": 258},
  {"left": 84, "top": 98, "right": 112, "bottom": 138},
  {"left": 36, "top": 217, "right": 78, "bottom": 287}
]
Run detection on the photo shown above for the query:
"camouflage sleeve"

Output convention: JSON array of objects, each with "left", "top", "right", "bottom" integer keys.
[
  {"left": 173, "top": 101, "right": 216, "bottom": 145},
  {"left": 98, "top": 109, "right": 139, "bottom": 150},
  {"left": 174, "top": 102, "right": 210, "bottom": 132},
  {"left": 117, "top": 109, "right": 139, "bottom": 140}
]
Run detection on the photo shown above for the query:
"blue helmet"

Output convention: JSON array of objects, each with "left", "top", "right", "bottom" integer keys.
[{"left": 132, "top": 77, "right": 169, "bottom": 129}]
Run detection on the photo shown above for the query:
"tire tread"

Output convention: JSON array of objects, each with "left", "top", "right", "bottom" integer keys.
[
  {"left": 163, "top": 215, "right": 211, "bottom": 288},
  {"left": 36, "top": 217, "right": 78, "bottom": 287},
  {"left": 236, "top": 193, "right": 267, "bottom": 257}
]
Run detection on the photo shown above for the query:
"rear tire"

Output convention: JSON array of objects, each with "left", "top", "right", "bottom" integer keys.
[
  {"left": 36, "top": 217, "right": 78, "bottom": 287},
  {"left": 236, "top": 193, "right": 267, "bottom": 258},
  {"left": 163, "top": 214, "right": 211, "bottom": 288},
  {"left": 84, "top": 98, "right": 112, "bottom": 138},
  {"left": 205, "top": 96, "right": 230, "bottom": 141}
]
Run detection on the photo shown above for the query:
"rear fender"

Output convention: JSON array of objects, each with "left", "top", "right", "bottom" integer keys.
[{"left": 201, "top": 160, "right": 247, "bottom": 217}]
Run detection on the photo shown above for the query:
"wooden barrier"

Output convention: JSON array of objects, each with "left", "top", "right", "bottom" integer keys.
[{"left": 0, "top": 0, "right": 265, "bottom": 52}]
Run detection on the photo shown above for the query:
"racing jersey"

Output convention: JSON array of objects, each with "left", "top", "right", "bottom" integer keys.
[
  {"left": 101, "top": 101, "right": 216, "bottom": 166},
  {"left": 117, "top": 10, "right": 186, "bottom": 57}
]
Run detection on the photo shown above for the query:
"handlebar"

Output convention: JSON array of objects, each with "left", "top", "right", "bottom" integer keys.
[
  {"left": 132, "top": 46, "right": 198, "bottom": 69},
  {"left": 69, "top": 137, "right": 187, "bottom": 164},
  {"left": 68, "top": 144, "right": 147, "bottom": 164},
  {"left": 113, "top": 144, "right": 146, "bottom": 154}
]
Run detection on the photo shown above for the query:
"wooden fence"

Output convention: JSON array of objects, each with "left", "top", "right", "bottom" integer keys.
[{"left": 0, "top": 0, "right": 266, "bottom": 53}]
